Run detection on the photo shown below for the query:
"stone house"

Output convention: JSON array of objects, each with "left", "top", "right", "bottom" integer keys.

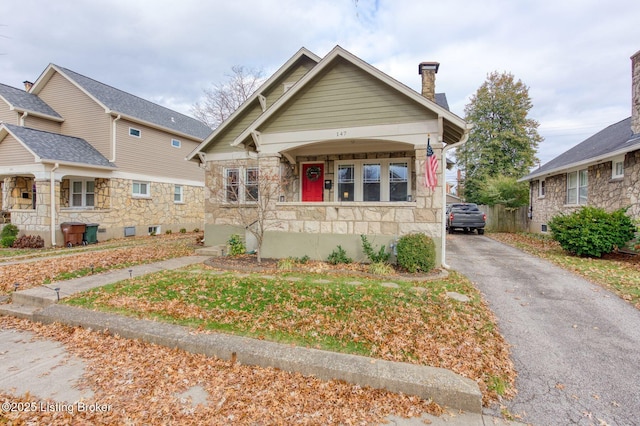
[
  {"left": 188, "top": 46, "right": 470, "bottom": 265},
  {"left": 521, "top": 50, "right": 640, "bottom": 232},
  {"left": 0, "top": 64, "right": 212, "bottom": 246}
]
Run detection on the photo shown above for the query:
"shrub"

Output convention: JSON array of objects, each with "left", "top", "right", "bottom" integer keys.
[
  {"left": 548, "top": 206, "right": 636, "bottom": 257},
  {"left": 1, "top": 224, "right": 19, "bottom": 238},
  {"left": 165, "top": 229, "right": 172, "bottom": 234},
  {"left": 327, "top": 245, "right": 352, "bottom": 265},
  {"left": 368, "top": 261, "right": 394, "bottom": 276},
  {"left": 277, "top": 255, "right": 310, "bottom": 270},
  {"left": 396, "top": 233, "right": 436, "bottom": 273},
  {"left": 11, "top": 235, "right": 45, "bottom": 249},
  {"left": 227, "top": 234, "right": 245, "bottom": 256},
  {"left": 1, "top": 236, "right": 16, "bottom": 248},
  {"left": 179, "top": 228, "right": 187, "bottom": 234},
  {"left": 360, "top": 235, "right": 390, "bottom": 263}
]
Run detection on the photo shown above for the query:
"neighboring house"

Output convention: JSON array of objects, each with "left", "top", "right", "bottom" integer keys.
[
  {"left": 521, "top": 50, "right": 640, "bottom": 232},
  {"left": 188, "top": 46, "right": 470, "bottom": 265},
  {"left": 0, "top": 65, "right": 212, "bottom": 246}
]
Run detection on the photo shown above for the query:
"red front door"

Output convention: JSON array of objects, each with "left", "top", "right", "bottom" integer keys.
[{"left": 302, "top": 163, "right": 324, "bottom": 201}]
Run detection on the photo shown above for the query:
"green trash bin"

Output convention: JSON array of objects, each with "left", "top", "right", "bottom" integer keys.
[{"left": 84, "top": 223, "right": 99, "bottom": 244}]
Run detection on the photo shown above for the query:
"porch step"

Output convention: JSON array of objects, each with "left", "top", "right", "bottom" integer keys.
[{"left": 195, "top": 244, "right": 226, "bottom": 257}]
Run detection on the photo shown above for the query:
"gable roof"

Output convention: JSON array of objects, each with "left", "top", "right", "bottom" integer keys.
[
  {"left": 0, "top": 123, "right": 115, "bottom": 169},
  {"left": 522, "top": 117, "right": 639, "bottom": 181},
  {"left": 0, "top": 83, "right": 63, "bottom": 121},
  {"left": 30, "top": 64, "right": 212, "bottom": 140},
  {"left": 188, "top": 46, "right": 468, "bottom": 160}
]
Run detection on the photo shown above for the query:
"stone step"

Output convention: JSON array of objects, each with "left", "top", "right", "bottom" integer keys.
[
  {"left": 195, "top": 244, "right": 226, "bottom": 257},
  {"left": 11, "top": 290, "right": 58, "bottom": 308},
  {"left": 0, "top": 303, "right": 41, "bottom": 320}
]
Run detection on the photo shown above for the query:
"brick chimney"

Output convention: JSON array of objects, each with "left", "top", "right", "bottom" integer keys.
[
  {"left": 418, "top": 62, "right": 439, "bottom": 102},
  {"left": 632, "top": 50, "right": 640, "bottom": 135},
  {"left": 23, "top": 81, "right": 33, "bottom": 92}
]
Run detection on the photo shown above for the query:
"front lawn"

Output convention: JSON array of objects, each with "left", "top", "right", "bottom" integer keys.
[
  {"left": 490, "top": 232, "right": 640, "bottom": 309},
  {"left": 64, "top": 265, "right": 515, "bottom": 406}
]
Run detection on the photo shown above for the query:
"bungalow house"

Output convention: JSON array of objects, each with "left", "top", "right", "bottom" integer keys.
[
  {"left": 521, "top": 50, "right": 640, "bottom": 232},
  {"left": 188, "top": 46, "right": 470, "bottom": 265},
  {"left": 0, "top": 64, "right": 212, "bottom": 246}
]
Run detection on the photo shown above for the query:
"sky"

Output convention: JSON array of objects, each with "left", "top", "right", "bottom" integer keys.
[{"left": 2, "top": 0, "right": 640, "bottom": 184}]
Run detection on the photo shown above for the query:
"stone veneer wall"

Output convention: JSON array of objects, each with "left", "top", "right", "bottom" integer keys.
[
  {"left": 204, "top": 148, "right": 444, "bottom": 262},
  {"left": 529, "top": 149, "right": 640, "bottom": 232},
  {"left": 9, "top": 177, "right": 204, "bottom": 246}
]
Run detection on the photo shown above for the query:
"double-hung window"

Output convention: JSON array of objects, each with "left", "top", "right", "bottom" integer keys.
[
  {"left": 567, "top": 170, "right": 587, "bottom": 205},
  {"left": 612, "top": 156, "right": 624, "bottom": 179},
  {"left": 335, "top": 159, "right": 410, "bottom": 202},
  {"left": 225, "top": 167, "right": 259, "bottom": 203},
  {"left": 174, "top": 185, "right": 183, "bottom": 203},
  {"left": 70, "top": 180, "right": 95, "bottom": 208},
  {"left": 133, "top": 181, "right": 150, "bottom": 197}
]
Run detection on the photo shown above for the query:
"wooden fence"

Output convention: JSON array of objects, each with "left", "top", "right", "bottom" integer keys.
[{"left": 478, "top": 204, "right": 529, "bottom": 233}]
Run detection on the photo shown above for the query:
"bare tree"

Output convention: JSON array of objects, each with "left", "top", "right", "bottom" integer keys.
[
  {"left": 191, "top": 65, "right": 264, "bottom": 129},
  {"left": 224, "top": 159, "right": 292, "bottom": 263}
]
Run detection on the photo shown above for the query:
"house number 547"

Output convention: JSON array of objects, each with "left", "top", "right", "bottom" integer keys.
[{"left": 336, "top": 130, "right": 347, "bottom": 137}]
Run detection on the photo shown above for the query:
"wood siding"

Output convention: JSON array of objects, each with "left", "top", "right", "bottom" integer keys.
[
  {"left": 37, "top": 72, "right": 112, "bottom": 159},
  {"left": 262, "top": 59, "right": 436, "bottom": 134},
  {"left": 115, "top": 118, "right": 204, "bottom": 181},
  {"left": 209, "top": 103, "right": 264, "bottom": 151},
  {"left": 262, "top": 58, "right": 316, "bottom": 110},
  {"left": 0, "top": 135, "right": 34, "bottom": 166}
]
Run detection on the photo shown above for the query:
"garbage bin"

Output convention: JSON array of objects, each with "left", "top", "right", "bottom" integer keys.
[
  {"left": 84, "top": 223, "right": 99, "bottom": 244},
  {"left": 60, "top": 222, "right": 86, "bottom": 247}
]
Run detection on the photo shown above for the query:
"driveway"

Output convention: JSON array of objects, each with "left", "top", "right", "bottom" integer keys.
[{"left": 446, "top": 234, "right": 640, "bottom": 426}]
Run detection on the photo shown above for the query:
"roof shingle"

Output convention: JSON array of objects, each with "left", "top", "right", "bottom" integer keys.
[{"left": 0, "top": 83, "right": 62, "bottom": 119}]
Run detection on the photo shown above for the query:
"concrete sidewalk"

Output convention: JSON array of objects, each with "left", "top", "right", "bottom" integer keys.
[{"left": 1, "top": 255, "right": 525, "bottom": 425}]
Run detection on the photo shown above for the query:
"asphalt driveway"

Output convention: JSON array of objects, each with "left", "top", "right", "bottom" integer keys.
[{"left": 446, "top": 234, "right": 640, "bottom": 426}]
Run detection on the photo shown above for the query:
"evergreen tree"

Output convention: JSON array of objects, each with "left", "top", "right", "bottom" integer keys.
[{"left": 457, "top": 71, "right": 542, "bottom": 202}]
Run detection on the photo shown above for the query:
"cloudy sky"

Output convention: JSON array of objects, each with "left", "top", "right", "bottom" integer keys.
[{"left": 2, "top": 0, "right": 639, "bottom": 179}]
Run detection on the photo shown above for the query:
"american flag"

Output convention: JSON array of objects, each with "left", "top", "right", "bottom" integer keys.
[{"left": 425, "top": 137, "right": 438, "bottom": 191}]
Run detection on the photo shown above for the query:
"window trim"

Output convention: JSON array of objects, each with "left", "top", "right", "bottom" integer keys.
[
  {"left": 171, "top": 138, "right": 181, "bottom": 148},
  {"left": 224, "top": 167, "right": 258, "bottom": 204},
  {"left": 132, "top": 180, "right": 150, "bottom": 198},
  {"left": 566, "top": 169, "right": 587, "bottom": 205},
  {"left": 174, "top": 185, "right": 184, "bottom": 203},
  {"left": 129, "top": 127, "right": 141, "bottom": 138},
  {"left": 612, "top": 156, "right": 624, "bottom": 179},
  {"left": 334, "top": 158, "right": 411, "bottom": 202},
  {"left": 538, "top": 179, "right": 546, "bottom": 198},
  {"left": 69, "top": 179, "right": 95, "bottom": 208}
]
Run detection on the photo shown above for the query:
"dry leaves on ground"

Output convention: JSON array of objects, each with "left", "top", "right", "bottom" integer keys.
[
  {"left": 0, "top": 316, "right": 442, "bottom": 425},
  {"left": 0, "top": 235, "right": 196, "bottom": 294}
]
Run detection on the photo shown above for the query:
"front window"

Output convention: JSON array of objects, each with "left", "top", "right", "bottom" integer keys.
[
  {"left": 70, "top": 180, "right": 95, "bottom": 208},
  {"left": 335, "top": 159, "right": 410, "bottom": 202},
  {"left": 225, "top": 167, "right": 259, "bottom": 203},
  {"left": 567, "top": 170, "right": 587, "bottom": 205},
  {"left": 245, "top": 168, "right": 259, "bottom": 202},
  {"left": 226, "top": 168, "right": 240, "bottom": 202},
  {"left": 338, "top": 165, "right": 355, "bottom": 201},
  {"left": 133, "top": 181, "right": 150, "bottom": 197}
]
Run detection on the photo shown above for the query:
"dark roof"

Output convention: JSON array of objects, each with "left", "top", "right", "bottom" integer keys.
[
  {"left": 0, "top": 83, "right": 62, "bottom": 119},
  {"left": 55, "top": 65, "right": 212, "bottom": 140},
  {"left": 435, "top": 93, "right": 449, "bottom": 111},
  {"left": 522, "top": 117, "right": 639, "bottom": 181},
  {"left": 3, "top": 123, "right": 115, "bottom": 168}
]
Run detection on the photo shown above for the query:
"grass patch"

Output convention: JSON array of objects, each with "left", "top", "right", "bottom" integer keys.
[
  {"left": 65, "top": 267, "right": 515, "bottom": 405},
  {"left": 490, "top": 232, "right": 640, "bottom": 309}
]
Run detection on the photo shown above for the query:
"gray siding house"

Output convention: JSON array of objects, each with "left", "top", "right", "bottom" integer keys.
[{"left": 189, "top": 46, "right": 470, "bottom": 266}]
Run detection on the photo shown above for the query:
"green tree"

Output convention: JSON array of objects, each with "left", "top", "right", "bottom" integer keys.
[
  {"left": 476, "top": 176, "right": 529, "bottom": 208},
  {"left": 457, "top": 72, "right": 542, "bottom": 202}
]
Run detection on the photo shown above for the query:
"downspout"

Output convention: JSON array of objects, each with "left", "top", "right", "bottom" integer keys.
[
  {"left": 441, "top": 128, "right": 470, "bottom": 269},
  {"left": 111, "top": 114, "right": 121, "bottom": 162},
  {"left": 19, "top": 111, "right": 28, "bottom": 126},
  {"left": 50, "top": 163, "right": 59, "bottom": 246}
]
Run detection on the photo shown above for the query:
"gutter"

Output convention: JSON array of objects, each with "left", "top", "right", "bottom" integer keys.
[
  {"left": 111, "top": 114, "right": 121, "bottom": 163},
  {"left": 19, "top": 111, "right": 28, "bottom": 126},
  {"left": 441, "top": 126, "right": 471, "bottom": 269},
  {"left": 50, "top": 163, "right": 59, "bottom": 247}
]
